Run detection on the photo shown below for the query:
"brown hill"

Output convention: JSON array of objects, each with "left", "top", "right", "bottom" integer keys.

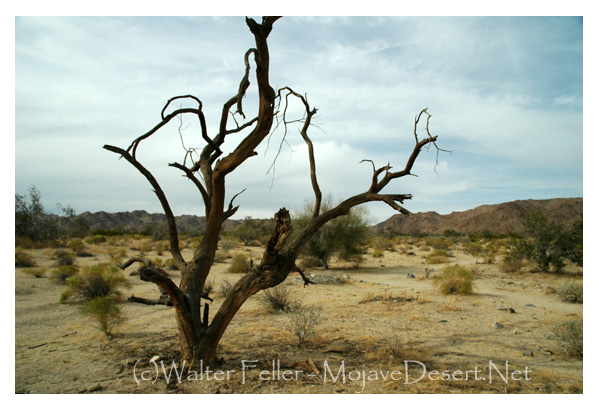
[
  {"left": 77, "top": 210, "right": 241, "bottom": 234},
  {"left": 374, "top": 198, "right": 582, "bottom": 235}
]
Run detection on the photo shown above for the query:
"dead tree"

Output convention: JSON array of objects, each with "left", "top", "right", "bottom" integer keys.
[{"left": 104, "top": 16, "right": 443, "bottom": 367}]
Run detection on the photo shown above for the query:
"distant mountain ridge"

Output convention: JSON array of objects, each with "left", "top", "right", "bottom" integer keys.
[
  {"left": 77, "top": 210, "right": 240, "bottom": 234},
  {"left": 77, "top": 198, "right": 582, "bottom": 235},
  {"left": 374, "top": 198, "right": 582, "bottom": 235}
]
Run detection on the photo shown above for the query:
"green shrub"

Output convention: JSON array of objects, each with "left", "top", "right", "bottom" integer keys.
[
  {"left": 60, "top": 263, "right": 130, "bottom": 303},
  {"left": 550, "top": 320, "right": 583, "bottom": 359},
  {"left": 434, "top": 265, "right": 476, "bottom": 295},
  {"left": 555, "top": 282, "right": 583, "bottom": 304},
  {"left": 79, "top": 296, "right": 125, "bottom": 336},
  {"left": 15, "top": 248, "right": 35, "bottom": 267},
  {"left": 228, "top": 253, "right": 250, "bottom": 273}
]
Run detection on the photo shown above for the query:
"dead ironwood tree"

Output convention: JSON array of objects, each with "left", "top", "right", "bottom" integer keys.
[{"left": 104, "top": 16, "right": 443, "bottom": 367}]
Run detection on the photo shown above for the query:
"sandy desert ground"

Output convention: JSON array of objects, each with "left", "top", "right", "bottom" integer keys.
[{"left": 15, "top": 238, "right": 583, "bottom": 394}]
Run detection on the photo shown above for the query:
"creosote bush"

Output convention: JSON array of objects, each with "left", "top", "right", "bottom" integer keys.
[
  {"left": 434, "top": 265, "right": 476, "bottom": 295},
  {"left": 555, "top": 282, "right": 583, "bottom": 304},
  {"left": 60, "top": 262, "right": 131, "bottom": 303},
  {"left": 550, "top": 320, "right": 583, "bottom": 359},
  {"left": 79, "top": 296, "right": 125, "bottom": 337},
  {"left": 54, "top": 250, "right": 75, "bottom": 266}
]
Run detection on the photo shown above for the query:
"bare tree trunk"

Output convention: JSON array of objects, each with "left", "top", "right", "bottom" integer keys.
[{"left": 105, "top": 16, "right": 445, "bottom": 368}]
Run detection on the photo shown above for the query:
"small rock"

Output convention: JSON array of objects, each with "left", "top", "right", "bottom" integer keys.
[
  {"left": 407, "top": 272, "right": 416, "bottom": 279},
  {"left": 523, "top": 350, "right": 534, "bottom": 357},
  {"left": 492, "top": 322, "right": 504, "bottom": 329},
  {"left": 509, "top": 308, "right": 516, "bottom": 314},
  {"left": 438, "top": 320, "right": 448, "bottom": 323},
  {"left": 526, "top": 303, "right": 536, "bottom": 307}
]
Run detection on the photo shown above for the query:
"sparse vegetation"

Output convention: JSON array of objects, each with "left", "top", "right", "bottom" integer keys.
[
  {"left": 79, "top": 296, "right": 125, "bottom": 337},
  {"left": 505, "top": 210, "right": 582, "bottom": 272},
  {"left": 15, "top": 248, "right": 35, "bottom": 267},
  {"left": 284, "top": 303, "right": 325, "bottom": 346},
  {"left": 555, "top": 282, "right": 583, "bottom": 303},
  {"left": 60, "top": 263, "right": 131, "bottom": 303},
  {"left": 434, "top": 265, "right": 476, "bottom": 295},
  {"left": 228, "top": 252, "right": 250, "bottom": 273},
  {"left": 259, "top": 285, "right": 295, "bottom": 313},
  {"left": 292, "top": 197, "right": 370, "bottom": 269},
  {"left": 550, "top": 320, "right": 583, "bottom": 359},
  {"left": 426, "top": 249, "right": 450, "bottom": 264}
]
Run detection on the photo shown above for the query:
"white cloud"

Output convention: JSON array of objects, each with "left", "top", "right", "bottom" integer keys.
[{"left": 14, "top": 16, "right": 583, "bottom": 224}]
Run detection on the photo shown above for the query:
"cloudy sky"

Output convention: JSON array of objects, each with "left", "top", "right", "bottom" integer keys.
[{"left": 14, "top": 15, "right": 584, "bottom": 224}]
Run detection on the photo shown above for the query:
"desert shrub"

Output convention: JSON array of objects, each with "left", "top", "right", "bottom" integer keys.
[
  {"left": 15, "top": 248, "right": 35, "bottom": 267},
  {"left": 68, "top": 238, "right": 87, "bottom": 255},
  {"left": 259, "top": 285, "right": 296, "bottom": 313},
  {"left": 54, "top": 250, "right": 75, "bottom": 266},
  {"left": 550, "top": 320, "right": 583, "bottom": 359},
  {"left": 23, "top": 267, "right": 45, "bottom": 278},
  {"left": 292, "top": 197, "right": 371, "bottom": 269},
  {"left": 60, "top": 263, "right": 130, "bottom": 303},
  {"left": 505, "top": 210, "right": 582, "bottom": 272},
  {"left": 79, "top": 296, "right": 125, "bottom": 336},
  {"left": 51, "top": 265, "right": 80, "bottom": 283},
  {"left": 434, "top": 265, "right": 476, "bottom": 295},
  {"left": 284, "top": 303, "right": 325, "bottom": 346},
  {"left": 214, "top": 250, "right": 231, "bottom": 263},
  {"left": 555, "top": 282, "right": 583, "bottom": 304},
  {"left": 425, "top": 236, "right": 453, "bottom": 251},
  {"left": 15, "top": 237, "right": 37, "bottom": 249},
  {"left": 228, "top": 252, "right": 250, "bottom": 273},
  {"left": 163, "top": 258, "right": 178, "bottom": 270},
  {"left": 372, "top": 248, "right": 385, "bottom": 259},
  {"left": 218, "top": 279, "right": 234, "bottom": 297},
  {"left": 499, "top": 258, "right": 525, "bottom": 273},
  {"left": 85, "top": 234, "right": 107, "bottom": 245},
  {"left": 297, "top": 256, "right": 322, "bottom": 269},
  {"left": 426, "top": 249, "right": 449, "bottom": 264}
]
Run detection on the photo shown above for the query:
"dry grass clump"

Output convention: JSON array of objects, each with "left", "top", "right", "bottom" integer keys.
[
  {"left": 360, "top": 289, "right": 418, "bottom": 304},
  {"left": 15, "top": 248, "right": 35, "bottom": 267},
  {"left": 555, "top": 282, "right": 583, "bottom": 303},
  {"left": 228, "top": 252, "right": 250, "bottom": 273},
  {"left": 425, "top": 249, "right": 449, "bottom": 264},
  {"left": 259, "top": 285, "right": 296, "bottom": 313},
  {"left": 499, "top": 258, "right": 526, "bottom": 273},
  {"left": 23, "top": 267, "right": 45, "bottom": 278},
  {"left": 434, "top": 265, "right": 476, "bottom": 295}
]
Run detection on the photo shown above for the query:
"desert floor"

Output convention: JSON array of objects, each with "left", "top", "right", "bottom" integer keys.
[{"left": 15, "top": 240, "right": 583, "bottom": 394}]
